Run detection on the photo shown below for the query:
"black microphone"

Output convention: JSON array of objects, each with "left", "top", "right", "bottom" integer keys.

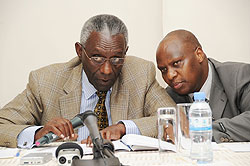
[
  {"left": 35, "top": 113, "right": 85, "bottom": 146},
  {"left": 82, "top": 110, "right": 104, "bottom": 158}
]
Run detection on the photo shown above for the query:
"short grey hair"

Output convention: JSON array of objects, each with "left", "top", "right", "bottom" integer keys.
[{"left": 80, "top": 14, "right": 128, "bottom": 47}]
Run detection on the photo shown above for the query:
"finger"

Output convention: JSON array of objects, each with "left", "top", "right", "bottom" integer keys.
[
  {"left": 167, "top": 124, "right": 175, "bottom": 144},
  {"left": 62, "top": 123, "right": 69, "bottom": 141},
  {"left": 105, "top": 131, "right": 111, "bottom": 140},
  {"left": 72, "top": 133, "right": 78, "bottom": 141},
  {"left": 110, "top": 133, "right": 120, "bottom": 140},
  {"left": 100, "top": 130, "right": 106, "bottom": 139},
  {"left": 51, "top": 119, "right": 67, "bottom": 139},
  {"left": 47, "top": 125, "right": 65, "bottom": 139},
  {"left": 87, "top": 136, "right": 93, "bottom": 147},
  {"left": 62, "top": 119, "right": 71, "bottom": 139},
  {"left": 81, "top": 139, "right": 87, "bottom": 144},
  {"left": 63, "top": 119, "right": 73, "bottom": 139},
  {"left": 57, "top": 119, "right": 72, "bottom": 140},
  {"left": 68, "top": 133, "right": 78, "bottom": 141},
  {"left": 62, "top": 118, "right": 74, "bottom": 139},
  {"left": 65, "top": 119, "right": 74, "bottom": 138}
]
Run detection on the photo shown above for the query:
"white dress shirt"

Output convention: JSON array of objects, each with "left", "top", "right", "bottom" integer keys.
[{"left": 189, "top": 63, "right": 213, "bottom": 100}]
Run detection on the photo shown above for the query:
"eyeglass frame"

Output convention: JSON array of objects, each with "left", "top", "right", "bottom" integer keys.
[{"left": 80, "top": 44, "right": 126, "bottom": 66}]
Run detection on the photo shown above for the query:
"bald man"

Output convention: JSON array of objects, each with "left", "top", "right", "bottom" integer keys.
[{"left": 156, "top": 29, "right": 250, "bottom": 143}]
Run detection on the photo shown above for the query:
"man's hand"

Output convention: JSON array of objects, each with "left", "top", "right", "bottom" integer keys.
[
  {"left": 180, "top": 110, "right": 189, "bottom": 137},
  {"left": 163, "top": 123, "right": 175, "bottom": 144},
  {"left": 34, "top": 118, "right": 78, "bottom": 142},
  {"left": 81, "top": 123, "right": 126, "bottom": 146}
]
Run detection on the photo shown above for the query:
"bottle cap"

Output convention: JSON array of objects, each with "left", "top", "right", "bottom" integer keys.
[{"left": 193, "top": 92, "right": 206, "bottom": 101}]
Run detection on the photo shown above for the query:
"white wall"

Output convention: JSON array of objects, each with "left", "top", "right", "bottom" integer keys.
[
  {"left": 1, "top": 0, "right": 250, "bottom": 107},
  {"left": 163, "top": 0, "right": 250, "bottom": 63},
  {"left": 0, "top": 0, "right": 163, "bottom": 107}
]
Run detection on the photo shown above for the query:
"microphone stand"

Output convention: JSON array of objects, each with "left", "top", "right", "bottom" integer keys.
[
  {"left": 71, "top": 139, "right": 123, "bottom": 166},
  {"left": 72, "top": 110, "right": 123, "bottom": 166}
]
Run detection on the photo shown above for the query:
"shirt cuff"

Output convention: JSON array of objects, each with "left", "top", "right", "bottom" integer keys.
[
  {"left": 17, "top": 126, "right": 43, "bottom": 149},
  {"left": 118, "top": 120, "right": 141, "bottom": 135}
]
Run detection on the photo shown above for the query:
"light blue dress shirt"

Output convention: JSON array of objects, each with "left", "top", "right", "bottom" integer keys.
[{"left": 17, "top": 69, "right": 140, "bottom": 148}]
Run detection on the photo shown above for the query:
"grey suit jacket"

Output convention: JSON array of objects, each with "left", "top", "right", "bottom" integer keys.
[
  {"left": 0, "top": 56, "right": 175, "bottom": 147},
  {"left": 167, "top": 58, "right": 250, "bottom": 143}
]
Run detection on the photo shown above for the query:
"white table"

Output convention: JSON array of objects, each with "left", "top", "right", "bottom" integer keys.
[{"left": 1, "top": 143, "right": 250, "bottom": 166}]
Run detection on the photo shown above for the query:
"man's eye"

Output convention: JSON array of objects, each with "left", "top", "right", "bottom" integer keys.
[
  {"left": 173, "top": 60, "right": 181, "bottom": 66},
  {"left": 111, "top": 57, "right": 125, "bottom": 65},
  {"left": 161, "top": 68, "right": 167, "bottom": 73},
  {"left": 111, "top": 57, "right": 120, "bottom": 63},
  {"left": 92, "top": 57, "right": 104, "bottom": 62}
]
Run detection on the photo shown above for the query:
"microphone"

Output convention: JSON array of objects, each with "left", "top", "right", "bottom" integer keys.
[
  {"left": 102, "top": 140, "right": 115, "bottom": 158},
  {"left": 82, "top": 110, "right": 116, "bottom": 159},
  {"left": 35, "top": 113, "right": 85, "bottom": 146},
  {"left": 82, "top": 111, "right": 104, "bottom": 158}
]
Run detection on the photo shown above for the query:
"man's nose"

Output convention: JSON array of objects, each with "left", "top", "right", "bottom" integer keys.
[
  {"left": 167, "top": 68, "right": 177, "bottom": 80},
  {"left": 100, "top": 60, "right": 112, "bottom": 75}
]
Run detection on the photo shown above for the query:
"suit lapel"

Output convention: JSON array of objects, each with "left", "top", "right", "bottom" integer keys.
[
  {"left": 110, "top": 75, "right": 129, "bottom": 124},
  {"left": 209, "top": 60, "right": 227, "bottom": 120},
  {"left": 59, "top": 62, "right": 82, "bottom": 120}
]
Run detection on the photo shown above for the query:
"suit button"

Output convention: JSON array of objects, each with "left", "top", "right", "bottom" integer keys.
[{"left": 224, "top": 138, "right": 229, "bottom": 142}]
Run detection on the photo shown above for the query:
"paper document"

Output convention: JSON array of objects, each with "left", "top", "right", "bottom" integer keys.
[
  {"left": 222, "top": 142, "right": 250, "bottom": 152},
  {"left": 0, "top": 148, "right": 20, "bottom": 159},
  {"left": 113, "top": 134, "right": 176, "bottom": 152}
]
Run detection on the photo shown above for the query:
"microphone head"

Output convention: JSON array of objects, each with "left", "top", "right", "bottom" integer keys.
[
  {"left": 81, "top": 110, "right": 97, "bottom": 121},
  {"left": 71, "top": 116, "right": 84, "bottom": 129}
]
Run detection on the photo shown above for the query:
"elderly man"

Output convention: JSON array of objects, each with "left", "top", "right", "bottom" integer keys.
[
  {"left": 156, "top": 29, "right": 250, "bottom": 143},
  {"left": 0, "top": 14, "right": 175, "bottom": 148}
]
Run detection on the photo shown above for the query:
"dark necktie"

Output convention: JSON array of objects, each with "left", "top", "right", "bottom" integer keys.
[{"left": 94, "top": 91, "right": 109, "bottom": 130}]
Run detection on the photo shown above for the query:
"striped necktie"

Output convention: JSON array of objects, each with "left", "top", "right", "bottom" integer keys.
[{"left": 94, "top": 91, "right": 109, "bottom": 130}]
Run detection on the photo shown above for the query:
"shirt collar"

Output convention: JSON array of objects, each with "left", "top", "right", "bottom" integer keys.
[
  {"left": 189, "top": 63, "right": 213, "bottom": 100},
  {"left": 82, "top": 70, "right": 96, "bottom": 99},
  {"left": 81, "top": 69, "right": 112, "bottom": 99}
]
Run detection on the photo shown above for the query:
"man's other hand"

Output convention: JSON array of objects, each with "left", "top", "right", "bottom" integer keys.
[
  {"left": 81, "top": 123, "right": 126, "bottom": 146},
  {"left": 163, "top": 123, "right": 175, "bottom": 144}
]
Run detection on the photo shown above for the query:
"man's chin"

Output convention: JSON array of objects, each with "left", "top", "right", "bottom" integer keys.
[
  {"left": 173, "top": 88, "right": 189, "bottom": 95},
  {"left": 94, "top": 83, "right": 113, "bottom": 92}
]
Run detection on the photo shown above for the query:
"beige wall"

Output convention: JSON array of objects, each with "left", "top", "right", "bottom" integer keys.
[
  {"left": 163, "top": 0, "right": 250, "bottom": 63},
  {"left": 1, "top": 0, "right": 250, "bottom": 107},
  {"left": 0, "top": 0, "right": 163, "bottom": 107}
]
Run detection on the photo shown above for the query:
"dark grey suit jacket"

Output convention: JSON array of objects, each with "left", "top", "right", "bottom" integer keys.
[{"left": 167, "top": 58, "right": 250, "bottom": 143}]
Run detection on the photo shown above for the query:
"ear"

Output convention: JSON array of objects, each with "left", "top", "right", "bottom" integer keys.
[
  {"left": 75, "top": 42, "right": 82, "bottom": 59},
  {"left": 195, "top": 47, "right": 206, "bottom": 63}
]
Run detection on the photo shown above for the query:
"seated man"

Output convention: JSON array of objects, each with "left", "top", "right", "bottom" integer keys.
[
  {"left": 156, "top": 29, "right": 250, "bottom": 143},
  {"left": 0, "top": 14, "right": 175, "bottom": 148}
]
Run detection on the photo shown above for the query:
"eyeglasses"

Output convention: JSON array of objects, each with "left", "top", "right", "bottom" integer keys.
[{"left": 82, "top": 46, "right": 125, "bottom": 66}]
